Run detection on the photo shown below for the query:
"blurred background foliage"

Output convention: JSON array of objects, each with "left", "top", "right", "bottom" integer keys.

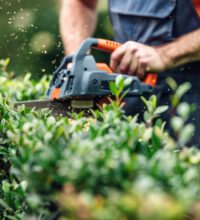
[{"left": 0, "top": 0, "right": 113, "bottom": 79}]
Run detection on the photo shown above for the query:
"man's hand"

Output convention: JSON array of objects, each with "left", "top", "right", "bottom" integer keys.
[
  {"left": 110, "top": 28, "right": 200, "bottom": 78},
  {"left": 110, "top": 41, "right": 169, "bottom": 79}
]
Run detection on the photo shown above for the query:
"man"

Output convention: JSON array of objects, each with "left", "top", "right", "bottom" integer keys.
[{"left": 60, "top": 0, "right": 200, "bottom": 146}]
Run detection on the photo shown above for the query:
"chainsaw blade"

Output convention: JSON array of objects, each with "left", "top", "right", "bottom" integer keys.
[{"left": 14, "top": 99, "right": 95, "bottom": 116}]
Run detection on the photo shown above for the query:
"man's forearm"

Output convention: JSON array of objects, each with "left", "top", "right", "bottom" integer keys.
[
  {"left": 110, "top": 28, "right": 200, "bottom": 77},
  {"left": 158, "top": 28, "right": 200, "bottom": 69},
  {"left": 60, "top": 0, "right": 98, "bottom": 54}
]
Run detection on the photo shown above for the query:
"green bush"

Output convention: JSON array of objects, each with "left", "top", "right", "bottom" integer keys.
[{"left": 0, "top": 60, "right": 200, "bottom": 220}]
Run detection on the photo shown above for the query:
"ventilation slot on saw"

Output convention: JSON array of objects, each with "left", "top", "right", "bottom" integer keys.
[{"left": 101, "top": 80, "right": 114, "bottom": 90}]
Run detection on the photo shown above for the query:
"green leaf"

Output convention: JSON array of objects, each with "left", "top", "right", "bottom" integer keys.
[
  {"left": 144, "top": 111, "right": 151, "bottom": 122},
  {"left": 179, "top": 124, "right": 195, "bottom": 146},
  {"left": 124, "top": 77, "right": 133, "bottom": 87},
  {"left": 147, "top": 102, "right": 153, "bottom": 113},
  {"left": 141, "top": 96, "right": 153, "bottom": 113},
  {"left": 0, "top": 199, "right": 10, "bottom": 209},
  {"left": 143, "top": 128, "right": 153, "bottom": 142},
  {"left": 177, "top": 102, "right": 190, "bottom": 120},
  {"left": 109, "top": 81, "right": 117, "bottom": 96},
  {"left": 170, "top": 116, "right": 184, "bottom": 133},
  {"left": 166, "top": 77, "right": 177, "bottom": 91},
  {"left": 2, "top": 180, "right": 10, "bottom": 193},
  {"left": 141, "top": 96, "right": 148, "bottom": 107},
  {"left": 150, "top": 95, "right": 157, "bottom": 111},
  {"left": 0, "top": 58, "right": 10, "bottom": 69},
  {"left": 152, "top": 131, "right": 161, "bottom": 149},
  {"left": 154, "top": 105, "right": 168, "bottom": 116},
  {"left": 115, "top": 75, "right": 124, "bottom": 89},
  {"left": 175, "top": 83, "right": 191, "bottom": 99}
]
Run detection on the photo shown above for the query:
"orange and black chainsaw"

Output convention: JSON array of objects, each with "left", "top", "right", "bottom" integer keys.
[{"left": 14, "top": 38, "right": 157, "bottom": 116}]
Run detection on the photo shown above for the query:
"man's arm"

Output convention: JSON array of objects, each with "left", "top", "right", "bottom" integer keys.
[
  {"left": 110, "top": 28, "right": 200, "bottom": 78},
  {"left": 60, "top": 0, "right": 98, "bottom": 54},
  {"left": 160, "top": 28, "right": 200, "bottom": 68}
]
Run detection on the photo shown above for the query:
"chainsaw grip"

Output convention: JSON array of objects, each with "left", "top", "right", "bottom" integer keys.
[
  {"left": 96, "top": 38, "right": 158, "bottom": 87},
  {"left": 97, "top": 39, "right": 121, "bottom": 53}
]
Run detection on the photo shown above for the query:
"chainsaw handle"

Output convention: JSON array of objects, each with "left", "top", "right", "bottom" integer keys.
[
  {"left": 74, "top": 38, "right": 157, "bottom": 87},
  {"left": 95, "top": 38, "right": 158, "bottom": 87},
  {"left": 96, "top": 39, "right": 121, "bottom": 53}
]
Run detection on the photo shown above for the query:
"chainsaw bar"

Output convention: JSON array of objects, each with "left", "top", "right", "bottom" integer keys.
[{"left": 14, "top": 99, "right": 95, "bottom": 116}]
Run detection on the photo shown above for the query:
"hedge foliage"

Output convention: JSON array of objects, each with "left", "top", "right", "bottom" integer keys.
[{"left": 0, "top": 59, "right": 200, "bottom": 220}]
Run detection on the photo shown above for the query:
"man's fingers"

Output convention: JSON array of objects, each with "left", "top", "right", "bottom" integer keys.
[
  {"left": 137, "top": 61, "right": 146, "bottom": 79},
  {"left": 119, "top": 51, "right": 133, "bottom": 74},
  {"left": 128, "top": 58, "right": 138, "bottom": 75},
  {"left": 110, "top": 44, "right": 129, "bottom": 71},
  {"left": 109, "top": 41, "right": 162, "bottom": 78}
]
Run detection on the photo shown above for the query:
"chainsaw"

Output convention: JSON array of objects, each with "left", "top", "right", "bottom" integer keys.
[{"left": 14, "top": 38, "right": 157, "bottom": 116}]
